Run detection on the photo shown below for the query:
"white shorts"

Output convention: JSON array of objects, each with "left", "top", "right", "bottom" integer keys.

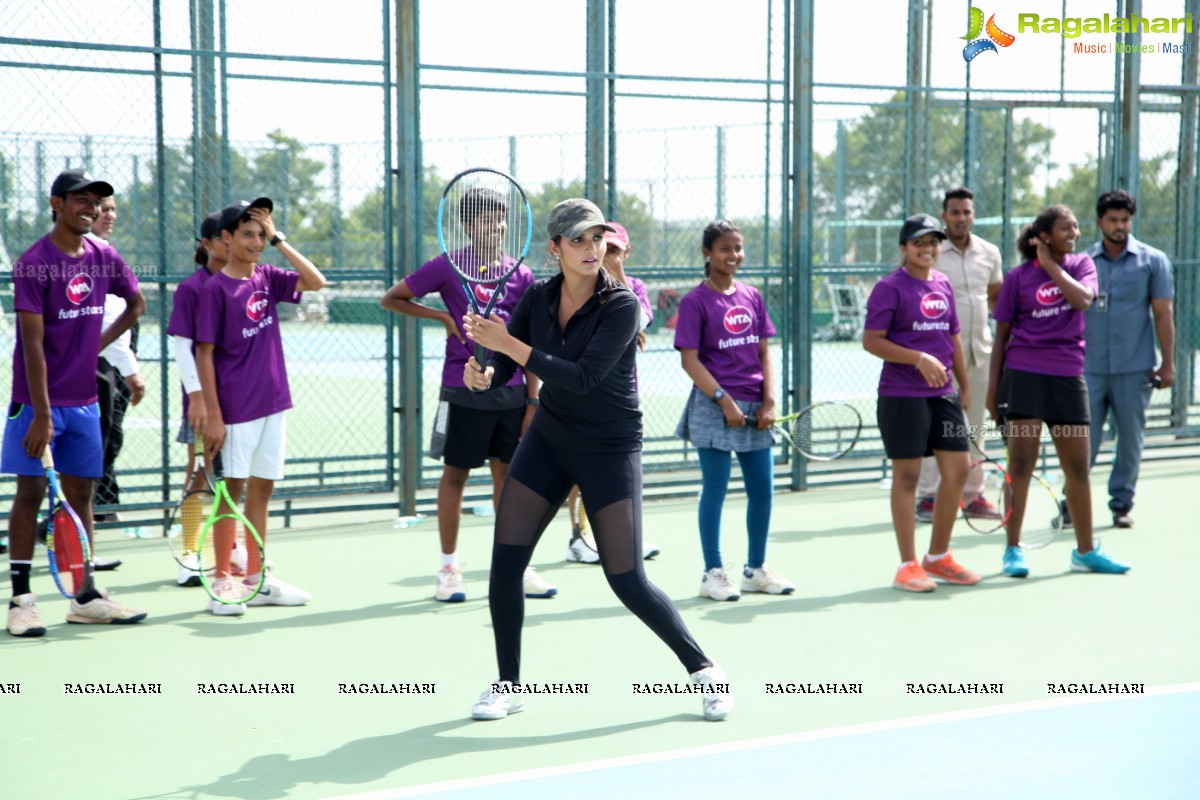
[{"left": 222, "top": 412, "right": 286, "bottom": 480}]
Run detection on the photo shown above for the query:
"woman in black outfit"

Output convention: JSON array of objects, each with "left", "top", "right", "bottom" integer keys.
[{"left": 462, "top": 198, "right": 730, "bottom": 722}]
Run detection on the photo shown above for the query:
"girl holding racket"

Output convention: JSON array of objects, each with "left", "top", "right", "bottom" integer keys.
[
  {"left": 462, "top": 198, "right": 731, "bottom": 722},
  {"left": 863, "top": 214, "right": 979, "bottom": 593},
  {"left": 674, "top": 220, "right": 792, "bottom": 602},
  {"left": 987, "top": 205, "right": 1130, "bottom": 577}
]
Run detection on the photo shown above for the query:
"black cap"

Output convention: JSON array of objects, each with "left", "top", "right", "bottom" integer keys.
[
  {"left": 217, "top": 197, "right": 273, "bottom": 233},
  {"left": 197, "top": 211, "right": 222, "bottom": 241},
  {"left": 51, "top": 168, "right": 114, "bottom": 199},
  {"left": 899, "top": 213, "right": 947, "bottom": 244}
]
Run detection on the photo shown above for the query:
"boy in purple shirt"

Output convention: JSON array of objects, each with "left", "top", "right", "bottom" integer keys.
[
  {"left": 675, "top": 220, "right": 791, "bottom": 602},
  {"left": 4, "top": 169, "right": 148, "bottom": 636},
  {"left": 864, "top": 214, "right": 978, "bottom": 593},
  {"left": 381, "top": 187, "right": 553, "bottom": 603},
  {"left": 196, "top": 198, "right": 328, "bottom": 615},
  {"left": 988, "top": 205, "right": 1130, "bottom": 577}
]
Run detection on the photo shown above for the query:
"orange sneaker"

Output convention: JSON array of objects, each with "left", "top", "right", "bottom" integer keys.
[
  {"left": 921, "top": 551, "right": 981, "bottom": 585},
  {"left": 893, "top": 562, "right": 936, "bottom": 592}
]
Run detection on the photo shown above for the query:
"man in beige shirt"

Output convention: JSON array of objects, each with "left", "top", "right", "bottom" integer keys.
[{"left": 916, "top": 187, "right": 1003, "bottom": 521}]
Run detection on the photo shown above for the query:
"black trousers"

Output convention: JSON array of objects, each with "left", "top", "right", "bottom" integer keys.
[{"left": 96, "top": 358, "right": 131, "bottom": 507}]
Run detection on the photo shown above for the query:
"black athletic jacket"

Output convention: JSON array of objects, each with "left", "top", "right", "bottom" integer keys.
[{"left": 487, "top": 268, "right": 641, "bottom": 452}]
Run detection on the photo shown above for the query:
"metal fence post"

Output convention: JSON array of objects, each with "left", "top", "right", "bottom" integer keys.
[
  {"left": 790, "top": 0, "right": 814, "bottom": 491},
  {"left": 586, "top": 0, "right": 607, "bottom": 210}
]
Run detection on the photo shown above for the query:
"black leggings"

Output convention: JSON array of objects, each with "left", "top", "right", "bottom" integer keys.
[{"left": 490, "top": 426, "right": 710, "bottom": 683}]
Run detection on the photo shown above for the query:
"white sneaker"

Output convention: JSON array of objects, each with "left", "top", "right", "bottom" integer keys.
[
  {"left": 245, "top": 576, "right": 311, "bottom": 607},
  {"left": 435, "top": 564, "right": 466, "bottom": 602},
  {"left": 690, "top": 663, "right": 733, "bottom": 721},
  {"left": 471, "top": 680, "right": 525, "bottom": 720},
  {"left": 177, "top": 552, "right": 202, "bottom": 587},
  {"left": 67, "top": 588, "right": 148, "bottom": 625},
  {"left": 523, "top": 567, "right": 557, "bottom": 598},
  {"left": 642, "top": 541, "right": 661, "bottom": 560},
  {"left": 7, "top": 593, "right": 46, "bottom": 637},
  {"left": 206, "top": 579, "right": 247, "bottom": 616},
  {"left": 699, "top": 567, "right": 740, "bottom": 601},
  {"left": 741, "top": 565, "right": 795, "bottom": 595},
  {"left": 565, "top": 532, "right": 600, "bottom": 564}
]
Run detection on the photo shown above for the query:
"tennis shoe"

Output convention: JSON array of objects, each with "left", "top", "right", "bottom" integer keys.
[
  {"left": 915, "top": 495, "right": 935, "bottom": 522},
  {"left": 1059, "top": 499, "right": 1074, "bottom": 529},
  {"left": 741, "top": 565, "right": 795, "bottom": 594},
  {"left": 893, "top": 562, "right": 936, "bottom": 592},
  {"left": 642, "top": 541, "right": 661, "bottom": 560},
  {"left": 1071, "top": 546, "right": 1131, "bottom": 574},
  {"left": 7, "top": 593, "right": 46, "bottom": 637},
  {"left": 435, "top": 564, "right": 466, "bottom": 602},
  {"left": 1002, "top": 546, "right": 1029, "bottom": 578},
  {"left": 206, "top": 579, "right": 247, "bottom": 616},
  {"left": 689, "top": 663, "right": 733, "bottom": 721},
  {"left": 246, "top": 576, "right": 311, "bottom": 606},
  {"left": 523, "top": 567, "right": 557, "bottom": 598},
  {"left": 472, "top": 680, "right": 525, "bottom": 720},
  {"left": 93, "top": 556, "right": 122, "bottom": 571},
  {"left": 699, "top": 567, "right": 740, "bottom": 601},
  {"left": 963, "top": 496, "right": 1002, "bottom": 520},
  {"left": 921, "top": 551, "right": 980, "bottom": 585},
  {"left": 565, "top": 532, "right": 600, "bottom": 564},
  {"left": 68, "top": 588, "right": 148, "bottom": 624},
  {"left": 176, "top": 552, "right": 202, "bottom": 587},
  {"left": 1112, "top": 510, "right": 1134, "bottom": 528}
]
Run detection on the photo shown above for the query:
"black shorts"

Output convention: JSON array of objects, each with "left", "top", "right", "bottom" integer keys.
[
  {"left": 441, "top": 404, "right": 523, "bottom": 469},
  {"left": 876, "top": 394, "right": 969, "bottom": 460},
  {"left": 996, "top": 368, "right": 1089, "bottom": 427}
]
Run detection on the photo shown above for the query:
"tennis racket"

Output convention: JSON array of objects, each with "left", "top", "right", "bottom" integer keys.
[
  {"left": 436, "top": 167, "right": 532, "bottom": 371},
  {"left": 961, "top": 436, "right": 1013, "bottom": 535},
  {"left": 990, "top": 424, "right": 1064, "bottom": 549},
  {"left": 195, "top": 441, "right": 266, "bottom": 605},
  {"left": 42, "top": 450, "right": 93, "bottom": 599},
  {"left": 165, "top": 439, "right": 217, "bottom": 586},
  {"left": 746, "top": 401, "right": 862, "bottom": 461}
]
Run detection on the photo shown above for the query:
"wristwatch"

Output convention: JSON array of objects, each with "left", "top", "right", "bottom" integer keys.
[
  {"left": 270, "top": 231, "right": 287, "bottom": 247},
  {"left": 710, "top": 388, "right": 726, "bottom": 404},
  {"left": 526, "top": 397, "right": 540, "bottom": 407}
]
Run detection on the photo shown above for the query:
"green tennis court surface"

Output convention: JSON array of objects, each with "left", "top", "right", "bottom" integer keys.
[{"left": 2, "top": 459, "right": 1197, "bottom": 800}]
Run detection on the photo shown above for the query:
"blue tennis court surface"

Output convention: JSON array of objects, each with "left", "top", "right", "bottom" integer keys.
[{"left": 346, "top": 687, "right": 1200, "bottom": 800}]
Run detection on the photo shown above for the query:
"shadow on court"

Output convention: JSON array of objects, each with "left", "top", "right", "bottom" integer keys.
[{"left": 141, "top": 714, "right": 691, "bottom": 800}]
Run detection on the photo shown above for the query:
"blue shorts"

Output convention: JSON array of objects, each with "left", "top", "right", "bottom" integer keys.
[{"left": 1, "top": 402, "right": 104, "bottom": 478}]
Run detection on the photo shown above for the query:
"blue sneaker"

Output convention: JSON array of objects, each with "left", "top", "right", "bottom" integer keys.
[
  {"left": 1071, "top": 546, "right": 1131, "bottom": 574},
  {"left": 1002, "top": 546, "right": 1029, "bottom": 578}
]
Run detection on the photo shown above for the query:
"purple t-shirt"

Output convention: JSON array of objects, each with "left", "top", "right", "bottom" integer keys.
[
  {"left": 167, "top": 266, "right": 215, "bottom": 417},
  {"left": 196, "top": 264, "right": 301, "bottom": 425},
  {"left": 865, "top": 268, "right": 961, "bottom": 397},
  {"left": 993, "top": 255, "right": 1098, "bottom": 377},
  {"left": 673, "top": 281, "right": 776, "bottom": 402},
  {"left": 628, "top": 276, "right": 653, "bottom": 328},
  {"left": 403, "top": 250, "right": 534, "bottom": 388},
  {"left": 10, "top": 235, "right": 139, "bottom": 406}
]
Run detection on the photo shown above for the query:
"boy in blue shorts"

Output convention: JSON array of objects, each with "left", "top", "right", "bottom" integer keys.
[{"left": 4, "top": 169, "right": 148, "bottom": 636}]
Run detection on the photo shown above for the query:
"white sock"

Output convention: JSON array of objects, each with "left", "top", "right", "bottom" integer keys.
[
  {"left": 441, "top": 552, "right": 458, "bottom": 569},
  {"left": 925, "top": 551, "right": 949, "bottom": 563}
]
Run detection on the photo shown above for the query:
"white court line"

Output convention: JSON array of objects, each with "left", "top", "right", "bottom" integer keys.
[{"left": 324, "top": 682, "right": 1200, "bottom": 800}]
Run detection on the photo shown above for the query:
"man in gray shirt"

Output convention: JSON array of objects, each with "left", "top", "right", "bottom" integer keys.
[{"left": 1083, "top": 190, "right": 1176, "bottom": 528}]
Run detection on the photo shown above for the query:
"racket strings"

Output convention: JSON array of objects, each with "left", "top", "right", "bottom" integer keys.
[
  {"left": 442, "top": 171, "right": 530, "bottom": 286},
  {"left": 796, "top": 404, "right": 862, "bottom": 460}
]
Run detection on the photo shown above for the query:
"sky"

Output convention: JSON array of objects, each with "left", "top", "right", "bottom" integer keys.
[{"left": 0, "top": 0, "right": 1195, "bottom": 224}]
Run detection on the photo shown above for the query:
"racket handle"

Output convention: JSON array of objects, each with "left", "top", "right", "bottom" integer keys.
[
  {"left": 41, "top": 449, "right": 54, "bottom": 469},
  {"left": 469, "top": 342, "right": 488, "bottom": 394},
  {"left": 743, "top": 416, "right": 759, "bottom": 426}
]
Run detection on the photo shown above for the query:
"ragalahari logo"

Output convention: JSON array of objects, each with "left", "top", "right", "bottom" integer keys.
[
  {"left": 920, "top": 291, "right": 950, "bottom": 319},
  {"left": 1035, "top": 282, "right": 1062, "bottom": 306},
  {"left": 723, "top": 305, "right": 754, "bottom": 335},
  {"left": 246, "top": 290, "right": 270, "bottom": 322},
  {"left": 66, "top": 274, "right": 93, "bottom": 305},
  {"left": 962, "top": 7, "right": 1016, "bottom": 62}
]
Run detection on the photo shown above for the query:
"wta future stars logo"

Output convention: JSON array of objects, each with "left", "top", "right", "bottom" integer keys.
[{"left": 962, "top": 7, "right": 1016, "bottom": 61}]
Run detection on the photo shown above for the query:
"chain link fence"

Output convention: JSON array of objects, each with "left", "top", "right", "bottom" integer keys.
[{"left": 1, "top": 0, "right": 1197, "bottom": 523}]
